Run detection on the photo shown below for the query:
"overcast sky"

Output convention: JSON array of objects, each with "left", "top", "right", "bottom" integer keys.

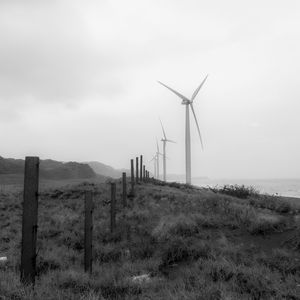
[{"left": 0, "top": 0, "right": 300, "bottom": 179}]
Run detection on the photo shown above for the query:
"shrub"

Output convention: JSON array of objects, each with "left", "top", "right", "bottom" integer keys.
[
  {"left": 259, "top": 249, "right": 300, "bottom": 276},
  {"left": 36, "top": 254, "right": 62, "bottom": 275},
  {"left": 235, "top": 268, "right": 277, "bottom": 299},
  {"left": 205, "top": 259, "right": 236, "bottom": 282},
  {"left": 159, "top": 237, "right": 215, "bottom": 270},
  {"left": 99, "top": 284, "right": 141, "bottom": 299},
  {"left": 152, "top": 214, "right": 200, "bottom": 241},
  {"left": 94, "top": 244, "right": 123, "bottom": 263},
  {"left": 160, "top": 237, "right": 191, "bottom": 268},
  {"left": 211, "top": 185, "right": 259, "bottom": 199},
  {"left": 283, "top": 229, "right": 300, "bottom": 250},
  {"left": 129, "top": 235, "right": 157, "bottom": 259},
  {"left": 57, "top": 270, "right": 91, "bottom": 294},
  {"left": 248, "top": 216, "right": 288, "bottom": 235},
  {"left": 249, "top": 195, "right": 295, "bottom": 213}
]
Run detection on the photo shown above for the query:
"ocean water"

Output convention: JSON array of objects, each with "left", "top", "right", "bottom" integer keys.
[{"left": 192, "top": 178, "right": 300, "bottom": 198}]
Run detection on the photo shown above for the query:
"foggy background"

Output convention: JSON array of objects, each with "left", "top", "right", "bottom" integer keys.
[{"left": 0, "top": 0, "right": 299, "bottom": 179}]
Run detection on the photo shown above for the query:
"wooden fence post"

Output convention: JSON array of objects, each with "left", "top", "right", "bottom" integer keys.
[
  {"left": 110, "top": 182, "right": 116, "bottom": 233},
  {"left": 136, "top": 157, "right": 139, "bottom": 184},
  {"left": 143, "top": 165, "right": 146, "bottom": 181},
  {"left": 140, "top": 155, "right": 143, "bottom": 182},
  {"left": 130, "top": 159, "right": 135, "bottom": 196},
  {"left": 122, "top": 172, "right": 127, "bottom": 207},
  {"left": 20, "top": 156, "right": 39, "bottom": 285},
  {"left": 84, "top": 191, "right": 93, "bottom": 274}
]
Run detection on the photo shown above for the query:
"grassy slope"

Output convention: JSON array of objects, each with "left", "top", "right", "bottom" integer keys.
[{"left": 0, "top": 180, "right": 300, "bottom": 299}]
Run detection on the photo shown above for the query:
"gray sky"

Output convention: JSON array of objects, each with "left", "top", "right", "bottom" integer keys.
[{"left": 1, "top": 0, "right": 300, "bottom": 179}]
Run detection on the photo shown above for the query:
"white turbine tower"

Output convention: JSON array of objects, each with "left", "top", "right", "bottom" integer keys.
[
  {"left": 150, "top": 155, "right": 157, "bottom": 178},
  {"left": 160, "top": 119, "right": 175, "bottom": 182},
  {"left": 158, "top": 75, "right": 208, "bottom": 185},
  {"left": 156, "top": 139, "right": 163, "bottom": 180}
]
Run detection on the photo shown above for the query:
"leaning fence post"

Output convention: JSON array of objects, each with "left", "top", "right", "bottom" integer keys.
[
  {"left": 110, "top": 182, "right": 116, "bottom": 233},
  {"left": 130, "top": 159, "right": 135, "bottom": 196},
  {"left": 20, "top": 156, "right": 39, "bottom": 286},
  {"left": 84, "top": 191, "right": 93, "bottom": 274},
  {"left": 122, "top": 172, "right": 127, "bottom": 207},
  {"left": 140, "top": 155, "right": 143, "bottom": 182}
]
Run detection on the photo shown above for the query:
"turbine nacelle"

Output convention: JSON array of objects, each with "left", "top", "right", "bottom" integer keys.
[{"left": 181, "top": 99, "right": 191, "bottom": 105}]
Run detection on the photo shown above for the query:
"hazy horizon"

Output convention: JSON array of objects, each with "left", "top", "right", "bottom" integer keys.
[{"left": 1, "top": 0, "right": 300, "bottom": 179}]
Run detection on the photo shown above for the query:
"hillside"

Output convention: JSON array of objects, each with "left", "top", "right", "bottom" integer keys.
[
  {"left": 87, "top": 161, "right": 128, "bottom": 178},
  {"left": 0, "top": 180, "right": 299, "bottom": 299},
  {"left": 0, "top": 156, "right": 96, "bottom": 180}
]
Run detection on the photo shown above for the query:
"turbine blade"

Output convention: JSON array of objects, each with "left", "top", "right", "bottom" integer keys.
[
  {"left": 191, "top": 74, "right": 208, "bottom": 102},
  {"left": 156, "top": 139, "right": 159, "bottom": 152},
  {"left": 190, "top": 103, "right": 204, "bottom": 150},
  {"left": 159, "top": 119, "right": 167, "bottom": 140},
  {"left": 166, "top": 139, "right": 176, "bottom": 144},
  {"left": 150, "top": 155, "right": 157, "bottom": 162},
  {"left": 157, "top": 81, "right": 190, "bottom": 102}
]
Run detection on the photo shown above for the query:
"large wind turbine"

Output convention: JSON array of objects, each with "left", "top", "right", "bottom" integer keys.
[
  {"left": 158, "top": 75, "right": 208, "bottom": 185},
  {"left": 160, "top": 119, "right": 175, "bottom": 182}
]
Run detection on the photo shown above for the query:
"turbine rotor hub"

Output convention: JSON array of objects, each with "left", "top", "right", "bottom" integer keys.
[{"left": 181, "top": 100, "right": 190, "bottom": 105}]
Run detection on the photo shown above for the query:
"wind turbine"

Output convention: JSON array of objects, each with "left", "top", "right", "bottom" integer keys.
[
  {"left": 158, "top": 75, "right": 208, "bottom": 185},
  {"left": 156, "top": 139, "right": 163, "bottom": 180},
  {"left": 150, "top": 154, "right": 157, "bottom": 178},
  {"left": 159, "top": 119, "right": 175, "bottom": 182}
]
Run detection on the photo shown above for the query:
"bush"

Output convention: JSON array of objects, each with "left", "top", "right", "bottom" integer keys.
[
  {"left": 248, "top": 216, "right": 288, "bottom": 235},
  {"left": 259, "top": 249, "right": 300, "bottom": 276},
  {"left": 284, "top": 229, "right": 300, "bottom": 250},
  {"left": 94, "top": 244, "right": 123, "bottom": 263},
  {"left": 211, "top": 185, "right": 259, "bottom": 199},
  {"left": 152, "top": 215, "right": 200, "bottom": 240},
  {"left": 159, "top": 237, "right": 214, "bottom": 269},
  {"left": 129, "top": 235, "right": 157, "bottom": 259},
  {"left": 249, "top": 195, "right": 295, "bottom": 213},
  {"left": 235, "top": 269, "right": 277, "bottom": 299},
  {"left": 205, "top": 259, "right": 236, "bottom": 282}
]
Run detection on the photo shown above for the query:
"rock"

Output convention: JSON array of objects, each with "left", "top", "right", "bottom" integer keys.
[
  {"left": 0, "top": 257, "right": 7, "bottom": 262},
  {"left": 131, "top": 274, "right": 151, "bottom": 284}
]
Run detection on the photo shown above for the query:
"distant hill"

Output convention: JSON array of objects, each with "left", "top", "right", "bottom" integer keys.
[
  {"left": 0, "top": 156, "right": 96, "bottom": 180},
  {"left": 0, "top": 157, "right": 24, "bottom": 174},
  {"left": 87, "top": 161, "right": 129, "bottom": 179}
]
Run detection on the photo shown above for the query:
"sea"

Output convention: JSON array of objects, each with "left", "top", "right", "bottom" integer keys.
[{"left": 192, "top": 178, "right": 300, "bottom": 199}]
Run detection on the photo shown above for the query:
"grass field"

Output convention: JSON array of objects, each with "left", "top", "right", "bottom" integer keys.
[{"left": 0, "top": 179, "right": 300, "bottom": 299}]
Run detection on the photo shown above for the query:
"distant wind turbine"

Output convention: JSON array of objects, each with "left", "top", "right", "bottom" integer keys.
[
  {"left": 150, "top": 155, "right": 157, "bottom": 178},
  {"left": 156, "top": 139, "right": 163, "bottom": 180},
  {"left": 158, "top": 75, "right": 208, "bottom": 185},
  {"left": 159, "top": 119, "right": 175, "bottom": 182}
]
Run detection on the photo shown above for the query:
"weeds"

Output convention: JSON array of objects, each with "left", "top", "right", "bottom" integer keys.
[
  {"left": 0, "top": 179, "right": 299, "bottom": 299},
  {"left": 211, "top": 184, "right": 259, "bottom": 199},
  {"left": 249, "top": 194, "right": 296, "bottom": 214},
  {"left": 248, "top": 216, "right": 289, "bottom": 235}
]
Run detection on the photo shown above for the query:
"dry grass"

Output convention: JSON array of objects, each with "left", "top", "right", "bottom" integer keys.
[{"left": 0, "top": 181, "right": 299, "bottom": 299}]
